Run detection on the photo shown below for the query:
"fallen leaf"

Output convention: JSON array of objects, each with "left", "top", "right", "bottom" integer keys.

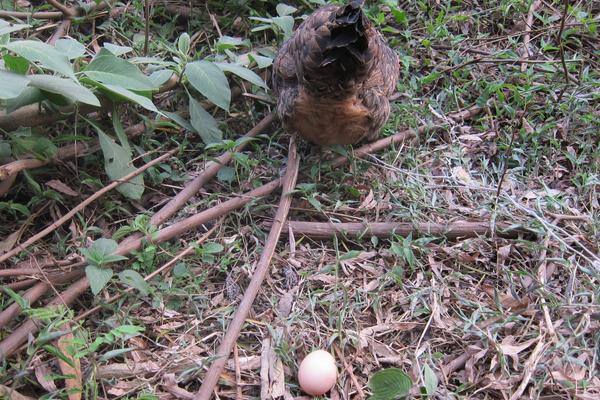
[{"left": 46, "top": 179, "right": 79, "bottom": 196}]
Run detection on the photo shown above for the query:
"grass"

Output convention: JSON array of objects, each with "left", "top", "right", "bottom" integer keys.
[{"left": 1, "top": 0, "right": 599, "bottom": 399}]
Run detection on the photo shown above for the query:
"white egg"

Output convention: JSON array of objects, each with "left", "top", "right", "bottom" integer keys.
[{"left": 297, "top": 349, "right": 338, "bottom": 396}]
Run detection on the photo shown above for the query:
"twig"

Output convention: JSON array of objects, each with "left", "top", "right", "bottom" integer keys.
[
  {"left": 522, "top": 0, "right": 542, "bottom": 72},
  {"left": 0, "top": 178, "right": 284, "bottom": 357},
  {"left": 282, "top": 221, "right": 535, "bottom": 241},
  {"left": 508, "top": 336, "right": 547, "bottom": 400},
  {"left": 0, "top": 149, "right": 177, "bottom": 263},
  {"left": 557, "top": 0, "right": 571, "bottom": 84},
  {"left": 75, "top": 223, "right": 219, "bottom": 321},
  {"left": 0, "top": 282, "right": 49, "bottom": 329},
  {"left": 194, "top": 137, "right": 299, "bottom": 400},
  {"left": 333, "top": 344, "right": 365, "bottom": 399},
  {"left": 143, "top": 0, "right": 150, "bottom": 55},
  {"left": 47, "top": 19, "right": 71, "bottom": 45},
  {"left": 0, "top": 105, "right": 482, "bottom": 358},
  {"left": 46, "top": 0, "right": 76, "bottom": 17}
]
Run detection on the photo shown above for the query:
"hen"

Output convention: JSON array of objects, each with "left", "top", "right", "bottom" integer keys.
[{"left": 272, "top": 0, "right": 399, "bottom": 146}]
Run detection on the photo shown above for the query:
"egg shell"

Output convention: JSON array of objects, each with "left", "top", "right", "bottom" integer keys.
[{"left": 297, "top": 350, "right": 337, "bottom": 396}]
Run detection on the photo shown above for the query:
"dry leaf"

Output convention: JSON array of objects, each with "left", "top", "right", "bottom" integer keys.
[
  {"left": 56, "top": 330, "right": 82, "bottom": 400},
  {"left": 499, "top": 336, "right": 538, "bottom": 365},
  {"left": 46, "top": 180, "right": 79, "bottom": 196}
]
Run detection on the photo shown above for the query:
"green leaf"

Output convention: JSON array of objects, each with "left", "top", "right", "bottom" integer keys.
[
  {"left": 339, "top": 250, "right": 361, "bottom": 261},
  {"left": 215, "top": 36, "right": 247, "bottom": 52},
  {"left": 103, "top": 42, "right": 133, "bottom": 56},
  {"left": 0, "top": 19, "right": 31, "bottom": 36},
  {"left": 276, "top": 4, "right": 297, "bottom": 16},
  {"left": 5, "top": 40, "right": 75, "bottom": 79},
  {"left": 214, "top": 62, "right": 268, "bottom": 89},
  {"left": 83, "top": 48, "right": 156, "bottom": 91},
  {"left": 86, "top": 265, "right": 114, "bottom": 295},
  {"left": 217, "top": 165, "right": 235, "bottom": 183},
  {"left": 423, "top": 364, "right": 438, "bottom": 396},
  {"left": 178, "top": 32, "right": 190, "bottom": 55},
  {"left": 201, "top": 243, "right": 224, "bottom": 254},
  {"left": 368, "top": 368, "right": 412, "bottom": 400},
  {"left": 271, "top": 16, "right": 295, "bottom": 39},
  {"left": 0, "top": 69, "right": 29, "bottom": 99},
  {"left": 6, "top": 87, "right": 43, "bottom": 113},
  {"left": 27, "top": 74, "right": 100, "bottom": 106},
  {"left": 189, "top": 95, "right": 222, "bottom": 144},
  {"left": 55, "top": 37, "right": 86, "bottom": 59},
  {"left": 248, "top": 53, "right": 273, "bottom": 69},
  {"left": 119, "top": 269, "right": 151, "bottom": 296},
  {"left": 185, "top": 60, "right": 231, "bottom": 111},
  {"left": 93, "top": 82, "right": 157, "bottom": 112},
  {"left": 91, "top": 121, "right": 145, "bottom": 200},
  {"left": 3, "top": 54, "right": 30, "bottom": 74},
  {"left": 10, "top": 129, "right": 58, "bottom": 160},
  {"left": 162, "top": 111, "right": 194, "bottom": 131},
  {"left": 148, "top": 69, "right": 173, "bottom": 87}
]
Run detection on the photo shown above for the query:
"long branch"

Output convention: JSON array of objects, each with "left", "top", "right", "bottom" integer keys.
[
  {"left": 194, "top": 137, "right": 299, "bottom": 400},
  {"left": 0, "top": 149, "right": 177, "bottom": 263},
  {"left": 282, "top": 221, "right": 536, "bottom": 240}
]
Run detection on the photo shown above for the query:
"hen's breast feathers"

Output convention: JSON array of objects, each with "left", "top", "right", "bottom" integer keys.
[{"left": 273, "top": 3, "right": 399, "bottom": 145}]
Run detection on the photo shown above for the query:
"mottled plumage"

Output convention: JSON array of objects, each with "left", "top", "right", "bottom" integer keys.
[{"left": 272, "top": 1, "right": 399, "bottom": 145}]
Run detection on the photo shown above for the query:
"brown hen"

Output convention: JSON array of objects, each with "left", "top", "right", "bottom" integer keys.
[{"left": 272, "top": 0, "right": 399, "bottom": 146}]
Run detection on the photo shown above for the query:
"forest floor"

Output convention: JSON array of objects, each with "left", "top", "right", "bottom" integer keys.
[{"left": 0, "top": 0, "right": 599, "bottom": 399}]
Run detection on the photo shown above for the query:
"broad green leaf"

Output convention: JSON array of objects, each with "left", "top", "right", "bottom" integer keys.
[
  {"left": 215, "top": 36, "right": 248, "bottom": 52},
  {"left": 86, "top": 265, "right": 114, "bottom": 295},
  {"left": 27, "top": 74, "right": 100, "bottom": 106},
  {"left": 83, "top": 48, "right": 156, "bottom": 91},
  {"left": 248, "top": 53, "right": 273, "bottom": 69},
  {"left": 6, "top": 87, "right": 43, "bottom": 113},
  {"left": 217, "top": 166, "right": 235, "bottom": 183},
  {"left": 368, "top": 368, "right": 412, "bottom": 400},
  {"left": 339, "top": 250, "right": 361, "bottom": 261},
  {"left": 55, "top": 37, "right": 86, "bottom": 59},
  {"left": 119, "top": 269, "right": 150, "bottom": 296},
  {"left": 185, "top": 60, "right": 230, "bottom": 111},
  {"left": 276, "top": 4, "right": 297, "bottom": 16},
  {"left": 189, "top": 95, "right": 222, "bottom": 145},
  {"left": 103, "top": 42, "right": 133, "bottom": 56},
  {"left": 0, "top": 69, "right": 29, "bottom": 99},
  {"left": 0, "top": 19, "right": 30, "bottom": 36},
  {"left": 201, "top": 243, "right": 224, "bottom": 254},
  {"left": 92, "top": 122, "right": 145, "bottom": 200},
  {"left": 148, "top": 69, "right": 173, "bottom": 88},
  {"left": 162, "top": 111, "right": 194, "bottom": 131},
  {"left": 5, "top": 40, "right": 75, "bottom": 79},
  {"left": 92, "top": 238, "right": 119, "bottom": 255},
  {"left": 271, "top": 16, "right": 295, "bottom": 39},
  {"left": 93, "top": 82, "right": 157, "bottom": 112},
  {"left": 178, "top": 32, "right": 190, "bottom": 55},
  {"left": 3, "top": 54, "right": 29, "bottom": 74},
  {"left": 10, "top": 129, "right": 58, "bottom": 160},
  {"left": 423, "top": 364, "right": 438, "bottom": 396},
  {"left": 214, "top": 62, "right": 268, "bottom": 89}
]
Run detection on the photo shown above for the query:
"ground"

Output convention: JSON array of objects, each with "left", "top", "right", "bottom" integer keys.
[{"left": 0, "top": 0, "right": 599, "bottom": 399}]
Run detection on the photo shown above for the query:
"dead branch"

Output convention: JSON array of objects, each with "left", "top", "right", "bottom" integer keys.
[
  {"left": 522, "top": 0, "right": 542, "bottom": 72},
  {"left": 0, "top": 178, "right": 284, "bottom": 357},
  {"left": 0, "top": 282, "right": 49, "bottom": 329},
  {"left": 0, "top": 104, "right": 481, "bottom": 359},
  {"left": 194, "top": 137, "right": 299, "bottom": 400},
  {"left": 0, "top": 148, "right": 177, "bottom": 263},
  {"left": 0, "top": 1, "right": 108, "bottom": 20},
  {"left": 47, "top": 19, "right": 71, "bottom": 45},
  {"left": 282, "top": 221, "right": 536, "bottom": 241}
]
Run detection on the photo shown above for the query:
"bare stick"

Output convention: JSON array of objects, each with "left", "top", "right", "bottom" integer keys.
[
  {"left": 0, "top": 149, "right": 177, "bottom": 263},
  {"left": 194, "top": 137, "right": 299, "bottom": 400},
  {"left": 557, "top": 0, "right": 571, "bottom": 84},
  {"left": 75, "top": 223, "right": 218, "bottom": 321},
  {"left": 282, "top": 221, "right": 535, "bottom": 240},
  {"left": 47, "top": 19, "right": 71, "bottom": 45},
  {"left": 521, "top": 0, "right": 542, "bottom": 72},
  {"left": 46, "top": 0, "right": 76, "bottom": 17},
  {"left": 0, "top": 179, "right": 284, "bottom": 357},
  {"left": 0, "top": 282, "right": 49, "bottom": 329},
  {"left": 0, "top": 10, "right": 64, "bottom": 19}
]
